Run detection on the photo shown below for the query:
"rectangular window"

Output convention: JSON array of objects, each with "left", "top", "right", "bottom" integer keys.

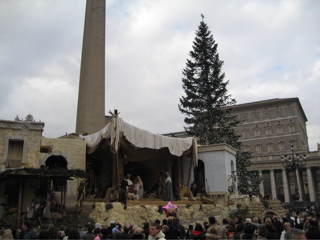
[
  {"left": 267, "top": 144, "right": 273, "bottom": 153},
  {"left": 254, "top": 129, "right": 260, "bottom": 137},
  {"left": 266, "top": 128, "right": 272, "bottom": 135},
  {"left": 7, "top": 140, "right": 24, "bottom": 167},
  {"left": 242, "top": 129, "right": 249, "bottom": 138},
  {"left": 277, "top": 126, "right": 283, "bottom": 134},
  {"left": 287, "top": 108, "right": 293, "bottom": 116},
  {"left": 289, "top": 125, "right": 295, "bottom": 132},
  {"left": 276, "top": 110, "right": 282, "bottom": 118},
  {"left": 256, "top": 145, "right": 261, "bottom": 153},
  {"left": 253, "top": 113, "right": 259, "bottom": 121},
  {"left": 279, "top": 142, "right": 285, "bottom": 151},
  {"left": 242, "top": 115, "right": 248, "bottom": 122}
]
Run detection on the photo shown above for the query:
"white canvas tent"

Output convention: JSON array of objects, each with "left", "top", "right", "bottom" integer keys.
[{"left": 80, "top": 115, "right": 198, "bottom": 167}]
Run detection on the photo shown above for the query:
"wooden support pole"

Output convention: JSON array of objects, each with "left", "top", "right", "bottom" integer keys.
[
  {"left": 187, "top": 157, "right": 193, "bottom": 188},
  {"left": 60, "top": 181, "right": 63, "bottom": 215},
  {"left": 112, "top": 154, "right": 117, "bottom": 186},
  {"left": 63, "top": 180, "right": 67, "bottom": 215},
  {"left": 17, "top": 179, "right": 23, "bottom": 225},
  {"left": 118, "top": 153, "right": 124, "bottom": 186},
  {"left": 116, "top": 153, "right": 120, "bottom": 185},
  {"left": 178, "top": 157, "right": 182, "bottom": 186}
]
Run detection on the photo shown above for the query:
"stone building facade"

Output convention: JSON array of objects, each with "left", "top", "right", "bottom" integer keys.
[
  {"left": 230, "top": 98, "right": 309, "bottom": 156},
  {"left": 229, "top": 98, "right": 320, "bottom": 203},
  {"left": 40, "top": 137, "right": 86, "bottom": 196},
  {"left": 0, "top": 116, "right": 44, "bottom": 170},
  {"left": 164, "top": 98, "right": 320, "bottom": 203},
  {"left": 0, "top": 116, "right": 86, "bottom": 214}
]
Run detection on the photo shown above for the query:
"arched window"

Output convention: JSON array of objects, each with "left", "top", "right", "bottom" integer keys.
[{"left": 231, "top": 160, "right": 235, "bottom": 173}]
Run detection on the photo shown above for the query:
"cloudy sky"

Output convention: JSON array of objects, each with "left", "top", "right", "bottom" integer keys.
[{"left": 0, "top": 0, "right": 319, "bottom": 151}]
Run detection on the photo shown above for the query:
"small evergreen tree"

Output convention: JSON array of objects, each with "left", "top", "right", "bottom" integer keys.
[
  {"left": 178, "top": 16, "right": 240, "bottom": 147},
  {"left": 236, "top": 151, "right": 262, "bottom": 197}
]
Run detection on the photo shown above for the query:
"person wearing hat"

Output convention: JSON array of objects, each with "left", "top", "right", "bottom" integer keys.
[{"left": 95, "top": 223, "right": 102, "bottom": 229}]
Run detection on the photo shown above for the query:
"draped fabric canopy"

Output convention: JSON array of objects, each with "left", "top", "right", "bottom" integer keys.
[{"left": 80, "top": 116, "right": 198, "bottom": 166}]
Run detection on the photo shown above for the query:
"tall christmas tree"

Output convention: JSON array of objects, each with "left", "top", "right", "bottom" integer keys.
[
  {"left": 179, "top": 16, "right": 262, "bottom": 196},
  {"left": 178, "top": 16, "right": 240, "bottom": 147}
]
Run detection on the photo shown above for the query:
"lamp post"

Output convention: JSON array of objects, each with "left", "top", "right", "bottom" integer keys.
[
  {"left": 280, "top": 144, "right": 307, "bottom": 170},
  {"left": 280, "top": 144, "right": 307, "bottom": 202}
]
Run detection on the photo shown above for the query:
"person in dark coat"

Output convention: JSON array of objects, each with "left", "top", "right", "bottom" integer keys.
[
  {"left": 190, "top": 223, "right": 206, "bottom": 240},
  {"left": 235, "top": 216, "right": 243, "bottom": 227},
  {"left": 165, "top": 218, "right": 179, "bottom": 240},
  {"left": 174, "top": 217, "right": 186, "bottom": 240},
  {"left": 272, "top": 215, "right": 283, "bottom": 237},
  {"left": 113, "top": 224, "right": 133, "bottom": 239},
  {"left": 161, "top": 225, "right": 170, "bottom": 239},
  {"left": 265, "top": 222, "right": 279, "bottom": 240},
  {"left": 132, "top": 227, "right": 144, "bottom": 239},
  {"left": 68, "top": 228, "right": 81, "bottom": 240},
  {"left": 143, "top": 222, "right": 150, "bottom": 239},
  {"left": 38, "top": 230, "right": 50, "bottom": 240},
  {"left": 100, "top": 228, "right": 109, "bottom": 240},
  {"left": 234, "top": 223, "right": 245, "bottom": 240},
  {"left": 22, "top": 220, "right": 38, "bottom": 239},
  {"left": 305, "top": 218, "right": 320, "bottom": 239},
  {"left": 118, "top": 178, "right": 128, "bottom": 205},
  {"left": 82, "top": 225, "right": 94, "bottom": 240},
  {"left": 106, "top": 221, "right": 116, "bottom": 239},
  {"left": 241, "top": 224, "right": 258, "bottom": 239},
  {"left": 186, "top": 224, "right": 193, "bottom": 239}
]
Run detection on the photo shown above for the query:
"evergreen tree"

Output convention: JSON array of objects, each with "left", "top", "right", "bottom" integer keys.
[
  {"left": 236, "top": 151, "right": 262, "bottom": 197},
  {"left": 178, "top": 17, "right": 240, "bottom": 147},
  {"left": 179, "top": 16, "right": 262, "bottom": 196}
]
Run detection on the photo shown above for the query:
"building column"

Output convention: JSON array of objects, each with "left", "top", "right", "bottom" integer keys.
[
  {"left": 307, "top": 168, "right": 316, "bottom": 202},
  {"left": 296, "top": 169, "right": 305, "bottom": 201},
  {"left": 282, "top": 169, "right": 290, "bottom": 202},
  {"left": 270, "top": 170, "right": 277, "bottom": 200},
  {"left": 259, "top": 171, "right": 264, "bottom": 197}
]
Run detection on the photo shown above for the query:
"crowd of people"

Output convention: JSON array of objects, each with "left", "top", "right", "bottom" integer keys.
[{"left": 0, "top": 207, "right": 319, "bottom": 240}]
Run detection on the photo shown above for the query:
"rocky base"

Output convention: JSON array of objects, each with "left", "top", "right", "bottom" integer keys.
[
  {"left": 89, "top": 201, "right": 229, "bottom": 226},
  {"left": 79, "top": 196, "right": 286, "bottom": 227}
]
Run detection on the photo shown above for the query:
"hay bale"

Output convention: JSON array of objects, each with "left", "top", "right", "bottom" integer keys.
[
  {"left": 179, "top": 185, "right": 194, "bottom": 199},
  {"left": 201, "top": 196, "right": 215, "bottom": 204},
  {"left": 104, "top": 188, "right": 114, "bottom": 202}
]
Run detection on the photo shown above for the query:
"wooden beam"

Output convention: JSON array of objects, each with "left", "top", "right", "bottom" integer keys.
[
  {"left": 187, "top": 157, "right": 193, "bottom": 188},
  {"left": 17, "top": 179, "right": 23, "bottom": 225},
  {"left": 64, "top": 181, "right": 67, "bottom": 215},
  {"left": 112, "top": 154, "right": 117, "bottom": 186}
]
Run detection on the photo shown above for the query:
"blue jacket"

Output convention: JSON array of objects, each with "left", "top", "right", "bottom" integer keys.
[{"left": 23, "top": 228, "right": 38, "bottom": 239}]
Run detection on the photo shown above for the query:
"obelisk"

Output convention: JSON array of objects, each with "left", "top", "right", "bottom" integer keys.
[{"left": 76, "top": 0, "right": 106, "bottom": 135}]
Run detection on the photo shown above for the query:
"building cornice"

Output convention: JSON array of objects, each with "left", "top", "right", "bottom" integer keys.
[
  {"left": 228, "top": 97, "right": 308, "bottom": 122},
  {"left": 198, "top": 143, "right": 237, "bottom": 155}
]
